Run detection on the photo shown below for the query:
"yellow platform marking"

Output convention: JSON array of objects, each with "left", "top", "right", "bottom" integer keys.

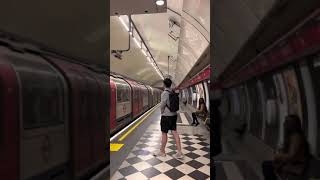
[
  {"left": 118, "top": 105, "right": 159, "bottom": 142},
  {"left": 110, "top": 143, "right": 124, "bottom": 152}
]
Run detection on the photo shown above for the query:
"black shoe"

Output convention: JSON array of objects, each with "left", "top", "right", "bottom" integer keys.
[{"left": 195, "top": 123, "right": 199, "bottom": 126}]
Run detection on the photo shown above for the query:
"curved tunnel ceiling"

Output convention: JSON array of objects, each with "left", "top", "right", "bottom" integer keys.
[
  {"left": 212, "top": 0, "right": 277, "bottom": 79},
  {"left": 0, "top": 0, "right": 107, "bottom": 68},
  {"left": 110, "top": 0, "right": 210, "bottom": 86}
]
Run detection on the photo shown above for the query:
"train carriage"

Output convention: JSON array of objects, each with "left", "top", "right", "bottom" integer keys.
[
  {"left": 0, "top": 45, "right": 69, "bottom": 180},
  {"left": 48, "top": 56, "right": 108, "bottom": 179},
  {"left": 110, "top": 76, "right": 132, "bottom": 134}
]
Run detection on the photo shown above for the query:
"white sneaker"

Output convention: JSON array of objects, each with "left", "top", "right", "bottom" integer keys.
[
  {"left": 174, "top": 152, "right": 184, "bottom": 159},
  {"left": 153, "top": 151, "right": 166, "bottom": 157}
]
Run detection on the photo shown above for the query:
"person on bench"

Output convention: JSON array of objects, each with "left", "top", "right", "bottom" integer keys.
[
  {"left": 262, "top": 114, "right": 310, "bottom": 180},
  {"left": 191, "top": 98, "right": 208, "bottom": 126}
]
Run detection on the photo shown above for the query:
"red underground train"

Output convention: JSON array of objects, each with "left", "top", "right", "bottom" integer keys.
[
  {"left": 110, "top": 75, "right": 162, "bottom": 135},
  {"left": 0, "top": 37, "right": 108, "bottom": 179},
  {"left": 0, "top": 35, "right": 162, "bottom": 179}
]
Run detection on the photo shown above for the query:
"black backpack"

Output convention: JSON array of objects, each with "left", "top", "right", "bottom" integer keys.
[{"left": 165, "top": 90, "right": 179, "bottom": 112}]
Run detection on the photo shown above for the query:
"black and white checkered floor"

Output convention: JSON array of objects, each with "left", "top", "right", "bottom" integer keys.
[{"left": 111, "top": 121, "right": 210, "bottom": 180}]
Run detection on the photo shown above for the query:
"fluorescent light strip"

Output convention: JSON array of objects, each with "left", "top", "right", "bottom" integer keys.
[
  {"left": 119, "top": 17, "right": 129, "bottom": 31},
  {"left": 133, "top": 37, "right": 141, "bottom": 48},
  {"left": 118, "top": 16, "right": 163, "bottom": 79},
  {"left": 141, "top": 50, "right": 147, "bottom": 56}
]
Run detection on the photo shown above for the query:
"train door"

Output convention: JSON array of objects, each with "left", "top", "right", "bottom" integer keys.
[
  {"left": 10, "top": 55, "right": 68, "bottom": 180},
  {"left": 110, "top": 78, "right": 117, "bottom": 133},
  {"left": 131, "top": 84, "right": 139, "bottom": 118},
  {"left": 261, "top": 75, "right": 279, "bottom": 149},
  {"left": 309, "top": 55, "right": 320, "bottom": 156},
  {"left": 139, "top": 86, "right": 144, "bottom": 114},
  {"left": 142, "top": 87, "right": 149, "bottom": 111},
  {"left": 299, "top": 61, "right": 317, "bottom": 155}
]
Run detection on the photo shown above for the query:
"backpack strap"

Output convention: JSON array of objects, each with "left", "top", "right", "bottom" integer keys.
[{"left": 164, "top": 90, "right": 171, "bottom": 110}]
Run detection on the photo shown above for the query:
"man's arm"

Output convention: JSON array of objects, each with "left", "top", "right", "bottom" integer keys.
[{"left": 160, "top": 92, "right": 168, "bottom": 114}]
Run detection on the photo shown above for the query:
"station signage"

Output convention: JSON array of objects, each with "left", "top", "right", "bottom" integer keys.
[{"left": 222, "top": 16, "right": 320, "bottom": 88}]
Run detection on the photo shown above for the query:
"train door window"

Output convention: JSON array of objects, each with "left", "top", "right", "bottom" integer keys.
[
  {"left": 116, "top": 84, "right": 122, "bottom": 102},
  {"left": 117, "top": 84, "right": 130, "bottom": 103},
  {"left": 11, "top": 60, "right": 64, "bottom": 129}
]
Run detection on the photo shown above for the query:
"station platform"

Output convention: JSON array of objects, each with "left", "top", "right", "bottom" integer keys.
[{"left": 110, "top": 105, "right": 210, "bottom": 180}]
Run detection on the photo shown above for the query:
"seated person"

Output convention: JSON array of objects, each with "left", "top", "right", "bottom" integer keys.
[
  {"left": 191, "top": 98, "right": 208, "bottom": 126},
  {"left": 262, "top": 114, "right": 310, "bottom": 180}
]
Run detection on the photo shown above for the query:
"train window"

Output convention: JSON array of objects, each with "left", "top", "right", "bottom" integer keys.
[
  {"left": 8, "top": 56, "right": 65, "bottom": 129},
  {"left": 21, "top": 73, "right": 64, "bottom": 129},
  {"left": 117, "top": 84, "right": 130, "bottom": 103}
]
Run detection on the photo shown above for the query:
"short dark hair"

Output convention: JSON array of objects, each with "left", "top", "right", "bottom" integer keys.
[{"left": 163, "top": 78, "right": 172, "bottom": 88}]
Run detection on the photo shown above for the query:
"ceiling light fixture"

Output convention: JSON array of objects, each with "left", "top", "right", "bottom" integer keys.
[
  {"left": 156, "top": 0, "right": 164, "bottom": 6},
  {"left": 118, "top": 15, "right": 164, "bottom": 79}
]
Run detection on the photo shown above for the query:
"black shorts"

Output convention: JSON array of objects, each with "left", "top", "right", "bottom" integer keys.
[{"left": 160, "top": 115, "right": 177, "bottom": 133}]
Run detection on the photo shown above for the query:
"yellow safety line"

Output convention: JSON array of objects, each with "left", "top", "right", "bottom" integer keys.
[
  {"left": 110, "top": 143, "right": 124, "bottom": 151},
  {"left": 118, "top": 105, "right": 159, "bottom": 142}
]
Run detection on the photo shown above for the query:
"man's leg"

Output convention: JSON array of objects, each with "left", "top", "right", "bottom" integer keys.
[
  {"left": 191, "top": 113, "right": 197, "bottom": 124},
  {"left": 172, "top": 130, "right": 182, "bottom": 153},
  {"left": 160, "top": 132, "right": 167, "bottom": 154}
]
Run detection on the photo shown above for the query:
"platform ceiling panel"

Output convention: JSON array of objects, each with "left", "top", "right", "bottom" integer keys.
[
  {"left": 174, "top": 0, "right": 210, "bottom": 85},
  {"left": 110, "top": 16, "right": 161, "bottom": 85},
  {"left": 132, "top": 12, "right": 179, "bottom": 80},
  {"left": 110, "top": 0, "right": 210, "bottom": 86},
  {"left": 212, "top": 0, "right": 276, "bottom": 78},
  {"left": 0, "top": 0, "right": 107, "bottom": 68}
]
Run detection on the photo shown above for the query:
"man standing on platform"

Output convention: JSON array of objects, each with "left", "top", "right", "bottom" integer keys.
[{"left": 154, "top": 78, "right": 183, "bottom": 159}]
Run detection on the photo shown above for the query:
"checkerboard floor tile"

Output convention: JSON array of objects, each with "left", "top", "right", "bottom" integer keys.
[{"left": 111, "top": 123, "right": 210, "bottom": 180}]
